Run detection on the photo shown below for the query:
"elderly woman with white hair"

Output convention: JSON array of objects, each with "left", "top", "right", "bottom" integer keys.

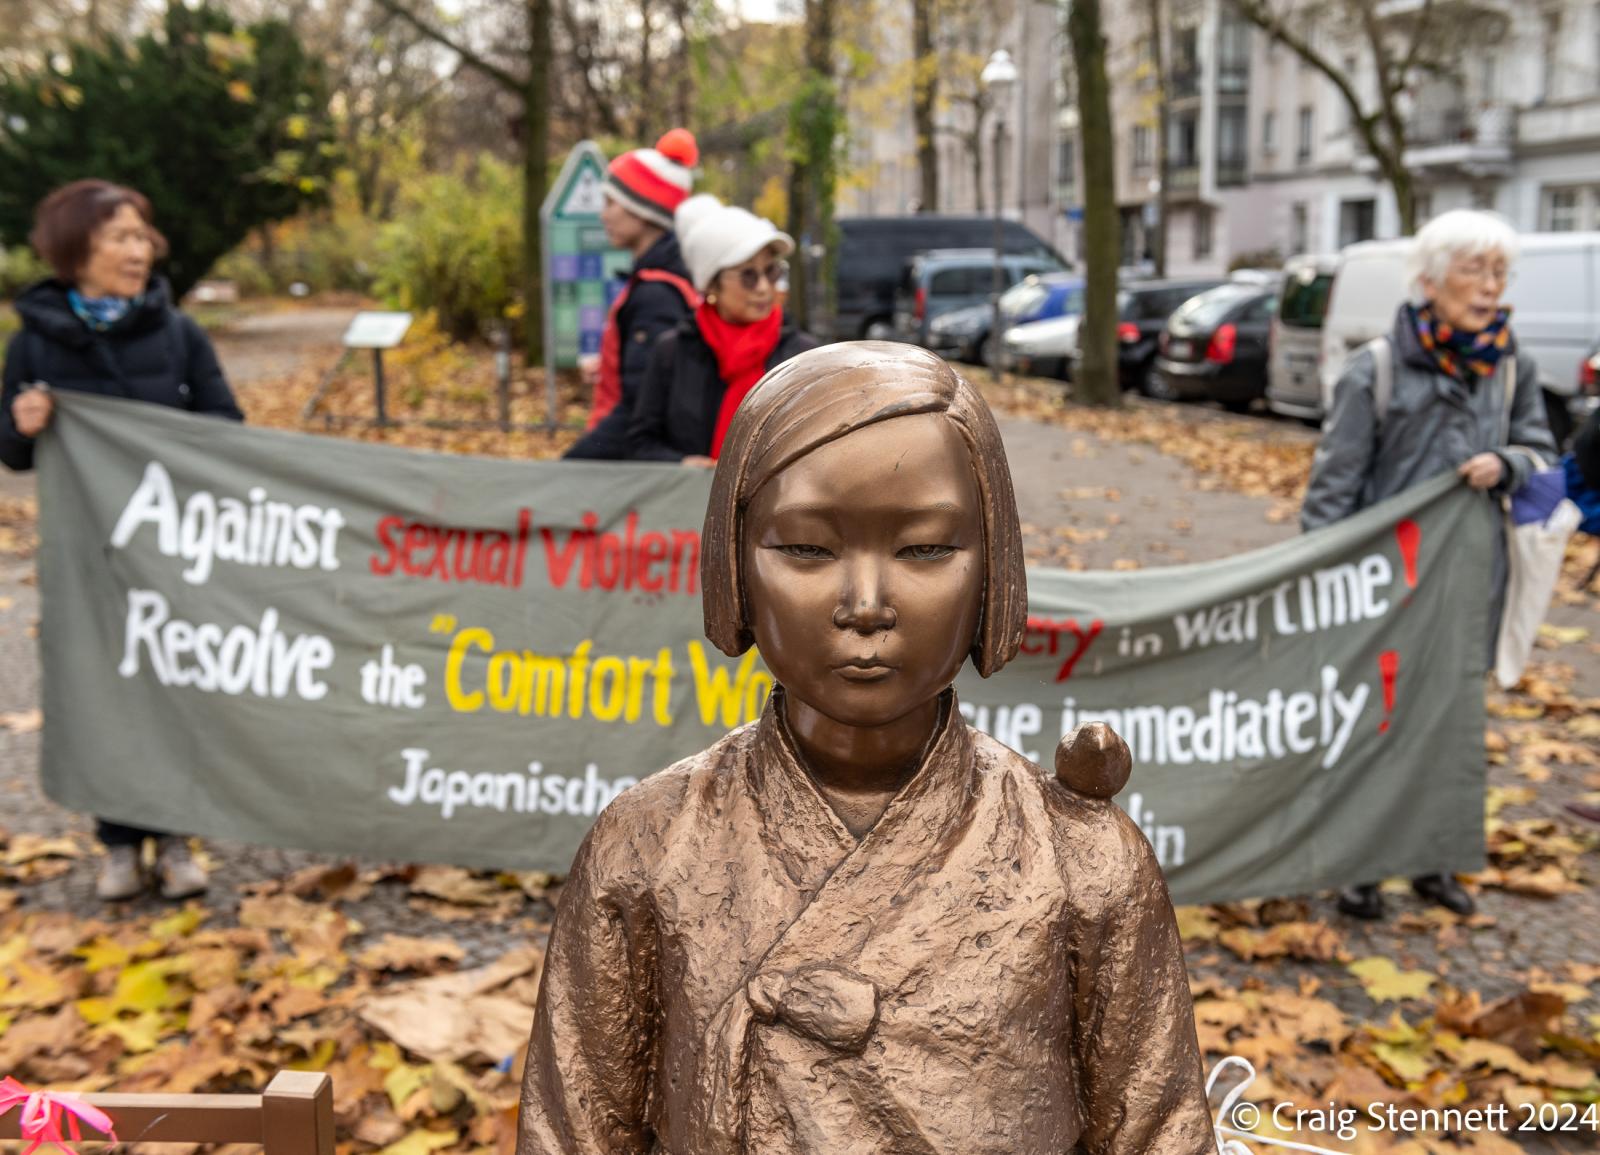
[{"left": 1303, "top": 208, "right": 1556, "bottom": 922}]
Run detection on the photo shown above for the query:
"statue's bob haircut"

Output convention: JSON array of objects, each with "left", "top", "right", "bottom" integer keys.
[{"left": 701, "top": 341, "right": 1027, "bottom": 678}]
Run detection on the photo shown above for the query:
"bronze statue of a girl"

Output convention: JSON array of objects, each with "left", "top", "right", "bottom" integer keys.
[{"left": 518, "top": 343, "right": 1215, "bottom": 1154}]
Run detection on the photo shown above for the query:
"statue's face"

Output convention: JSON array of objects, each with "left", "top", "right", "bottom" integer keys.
[{"left": 742, "top": 414, "right": 985, "bottom": 730}]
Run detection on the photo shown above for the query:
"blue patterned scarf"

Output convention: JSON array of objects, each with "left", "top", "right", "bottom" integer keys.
[{"left": 68, "top": 288, "right": 139, "bottom": 332}]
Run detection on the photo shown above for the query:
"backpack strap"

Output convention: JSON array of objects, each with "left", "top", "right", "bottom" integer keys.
[
  {"left": 634, "top": 267, "right": 702, "bottom": 309},
  {"left": 1363, "top": 334, "right": 1393, "bottom": 426}
]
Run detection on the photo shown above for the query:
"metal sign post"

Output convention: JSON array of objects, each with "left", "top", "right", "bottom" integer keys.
[
  {"left": 540, "top": 140, "right": 631, "bottom": 429},
  {"left": 300, "top": 308, "right": 412, "bottom": 425}
]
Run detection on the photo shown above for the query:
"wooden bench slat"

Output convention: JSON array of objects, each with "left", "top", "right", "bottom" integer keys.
[{"left": 0, "top": 1072, "right": 332, "bottom": 1152}]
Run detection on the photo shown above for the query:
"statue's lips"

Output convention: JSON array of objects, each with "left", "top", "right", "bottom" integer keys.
[{"left": 833, "top": 661, "right": 895, "bottom": 683}]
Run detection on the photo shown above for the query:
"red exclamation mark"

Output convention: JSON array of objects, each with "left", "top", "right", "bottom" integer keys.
[
  {"left": 1378, "top": 650, "right": 1400, "bottom": 733},
  {"left": 1395, "top": 520, "right": 1421, "bottom": 590}
]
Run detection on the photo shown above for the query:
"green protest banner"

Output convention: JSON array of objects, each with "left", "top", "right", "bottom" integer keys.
[{"left": 38, "top": 393, "right": 1489, "bottom": 903}]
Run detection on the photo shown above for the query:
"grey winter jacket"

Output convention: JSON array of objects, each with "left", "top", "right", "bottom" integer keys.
[{"left": 1301, "top": 306, "right": 1557, "bottom": 657}]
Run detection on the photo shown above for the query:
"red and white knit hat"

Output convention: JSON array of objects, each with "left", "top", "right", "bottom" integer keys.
[{"left": 605, "top": 129, "right": 699, "bottom": 230}]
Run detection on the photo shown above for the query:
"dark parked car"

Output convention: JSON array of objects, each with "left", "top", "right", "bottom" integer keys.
[
  {"left": 893, "top": 250, "right": 1062, "bottom": 347},
  {"left": 1069, "top": 277, "right": 1226, "bottom": 393},
  {"left": 924, "top": 272, "right": 1082, "bottom": 364},
  {"left": 831, "top": 216, "right": 1066, "bottom": 341},
  {"left": 1152, "top": 284, "right": 1279, "bottom": 411}
]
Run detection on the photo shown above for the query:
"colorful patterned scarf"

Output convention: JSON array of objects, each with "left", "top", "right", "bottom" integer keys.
[
  {"left": 68, "top": 288, "right": 138, "bottom": 332},
  {"left": 1410, "top": 301, "right": 1512, "bottom": 381}
]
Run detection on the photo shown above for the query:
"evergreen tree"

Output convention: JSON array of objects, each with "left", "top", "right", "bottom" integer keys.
[{"left": 0, "top": 5, "right": 336, "bottom": 297}]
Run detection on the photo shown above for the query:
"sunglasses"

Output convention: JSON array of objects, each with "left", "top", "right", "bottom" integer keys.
[{"left": 733, "top": 260, "right": 789, "bottom": 292}]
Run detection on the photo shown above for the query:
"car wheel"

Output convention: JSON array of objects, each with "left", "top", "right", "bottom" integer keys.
[
  {"left": 979, "top": 332, "right": 999, "bottom": 368},
  {"left": 1139, "top": 362, "right": 1178, "bottom": 401},
  {"left": 1221, "top": 398, "right": 1253, "bottom": 414},
  {"left": 864, "top": 319, "right": 894, "bottom": 341}
]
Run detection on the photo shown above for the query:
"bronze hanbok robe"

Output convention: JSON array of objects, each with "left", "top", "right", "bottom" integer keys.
[{"left": 518, "top": 692, "right": 1216, "bottom": 1155}]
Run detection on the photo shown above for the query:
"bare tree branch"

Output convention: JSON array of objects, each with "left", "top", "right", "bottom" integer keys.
[
  {"left": 1233, "top": 0, "right": 1372, "bottom": 136},
  {"left": 1393, "top": 0, "right": 1435, "bottom": 97},
  {"left": 372, "top": 0, "right": 525, "bottom": 93},
  {"left": 554, "top": 0, "right": 623, "bottom": 137}
]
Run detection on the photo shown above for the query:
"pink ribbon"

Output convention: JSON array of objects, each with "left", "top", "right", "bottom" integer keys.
[{"left": 0, "top": 1078, "right": 118, "bottom": 1154}]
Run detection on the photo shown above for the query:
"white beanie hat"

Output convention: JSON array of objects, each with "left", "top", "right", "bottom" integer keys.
[{"left": 674, "top": 194, "right": 795, "bottom": 293}]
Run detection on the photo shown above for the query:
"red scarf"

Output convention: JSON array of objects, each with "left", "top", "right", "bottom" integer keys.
[{"left": 698, "top": 302, "right": 783, "bottom": 458}]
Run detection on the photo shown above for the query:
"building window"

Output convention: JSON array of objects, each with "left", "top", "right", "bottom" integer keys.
[
  {"left": 1217, "top": 19, "right": 1250, "bottom": 93},
  {"left": 1132, "top": 125, "right": 1153, "bottom": 172},
  {"left": 1339, "top": 198, "right": 1376, "bottom": 247},
  {"left": 1058, "top": 137, "right": 1077, "bottom": 200},
  {"left": 1171, "top": 113, "right": 1199, "bottom": 169},
  {"left": 1546, "top": 187, "right": 1582, "bottom": 231},
  {"left": 1262, "top": 110, "right": 1277, "bottom": 155},
  {"left": 1297, "top": 105, "right": 1314, "bottom": 164},
  {"left": 1218, "top": 106, "right": 1248, "bottom": 185},
  {"left": 1471, "top": 185, "right": 1496, "bottom": 211},
  {"left": 1195, "top": 206, "right": 1215, "bottom": 259},
  {"left": 1413, "top": 190, "right": 1434, "bottom": 224},
  {"left": 1290, "top": 202, "right": 1309, "bottom": 254},
  {"left": 1172, "top": 26, "right": 1199, "bottom": 97}
]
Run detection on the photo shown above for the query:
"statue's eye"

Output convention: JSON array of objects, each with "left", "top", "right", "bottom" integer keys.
[
  {"left": 898, "top": 544, "right": 956, "bottom": 561},
  {"left": 777, "top": 544, "right": 834, "bottom": 560}
]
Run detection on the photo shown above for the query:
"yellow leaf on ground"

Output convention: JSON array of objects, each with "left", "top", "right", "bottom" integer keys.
[
  {"left": 1372, "top": 1040, "right": 1437, "bottom": 1083},
  {"left": 4, "top": 834, "right": 80, "bottom": 864},
  {"left": 1485, "top": 786, "right": 1537, "bottom": 818},
  {"left": 74, "top": 937, "right": 131, "bottom": 974},
  {"left": 1348, "top": 957, "right": 1435, "bottom": 1003},
  {"left": 0, "top": 959, "right": 71, "bottom": 1010},
  {"left": 1539, "top": 624, "right": 1590, "bottom": 646},
  {"left": 375, "top": 1129, "right": 458, "bottom": 1155},
  {"left": 1568, "top": 715, "right": 1600, "bottom": 739},
  {"left": 1174, "top": 906, "right": 1220, "bottom": 942},
  {"left": 96, "top": 1009, "right": 167, "bottom": 1053},
  {"left": 150, "top": 906, "right": 207, "bottom": 942},
  {"left": 384, "top": 1062, "right": 432, "bottom": 1113}
]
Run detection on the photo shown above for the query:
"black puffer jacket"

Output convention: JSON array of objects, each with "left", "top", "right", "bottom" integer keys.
[
  {"left": 1, "top": 277, "right": 242, "bottom": 471},
  {"left": 565, "top": 233, "right": 696, "bottom": 460},
  {"left": 627, "top": 316, "right": 819, "bottom": 462}
]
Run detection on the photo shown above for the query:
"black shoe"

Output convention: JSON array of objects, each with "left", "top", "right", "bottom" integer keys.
[
  {"left": 1412, "top": 873, "right": 1475, "bottom": 915},
  {"left": 1336, "top": 883, "right": 1385, "bottom": 920}
]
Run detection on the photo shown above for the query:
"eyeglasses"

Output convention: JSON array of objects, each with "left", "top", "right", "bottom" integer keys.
[
  {"left": 1451, "top": 258, "right": 1510, "bottom": 287},
  {"left": 734, "top": 260, "right": 789, "bottom": 293}
]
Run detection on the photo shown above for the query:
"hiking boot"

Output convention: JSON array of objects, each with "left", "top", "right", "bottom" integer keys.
[
  {"left": 155, "top": 838, "right": 208, "bottom": 900},
  {"left": 96, "top": 844, "right": 146, "bottom": 901},
  {"left": 1412, "top": 873, "right": 1475, "bottom": 916},
  {"left": 1335, "top": 883, "right": 1385, "bottom": 920}
]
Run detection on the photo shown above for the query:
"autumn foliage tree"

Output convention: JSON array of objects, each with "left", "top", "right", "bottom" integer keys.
[{"left": 0, "top": 5, "right": 336, "bottom": 298}]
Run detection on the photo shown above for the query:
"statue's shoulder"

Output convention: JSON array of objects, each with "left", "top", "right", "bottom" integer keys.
[
  {"left": 971, "top": 723, "right": 1159, "bottom": 897},
  {"left": 599, "top": 723, "right": 756, "bottom": 826}
]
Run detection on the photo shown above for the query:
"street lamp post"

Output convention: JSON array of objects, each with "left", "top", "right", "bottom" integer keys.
[{"left": 982, "top": 49, "right": 1018, "bottom": 383}]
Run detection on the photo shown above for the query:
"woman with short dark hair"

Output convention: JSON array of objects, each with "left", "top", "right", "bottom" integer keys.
[{"left": 2, "top": 178, "right": 242, "bottom": 901}]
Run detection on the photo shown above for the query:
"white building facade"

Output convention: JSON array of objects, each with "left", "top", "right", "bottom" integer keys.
[{"left": 1080, "top": 0, "right": 1600, "bottom": 273}]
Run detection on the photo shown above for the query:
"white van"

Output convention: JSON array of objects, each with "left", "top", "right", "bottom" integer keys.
[
  {"left": 1266, "top": 254, "right": 1338, "bottom": 421},
  {"left": 1318, "top": 233, "right": 1600, "bottom": 437}
]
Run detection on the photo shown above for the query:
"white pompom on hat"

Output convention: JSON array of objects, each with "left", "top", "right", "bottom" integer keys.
[{"left": 674, "top": 193, "right": 795, "bottom": 293}]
